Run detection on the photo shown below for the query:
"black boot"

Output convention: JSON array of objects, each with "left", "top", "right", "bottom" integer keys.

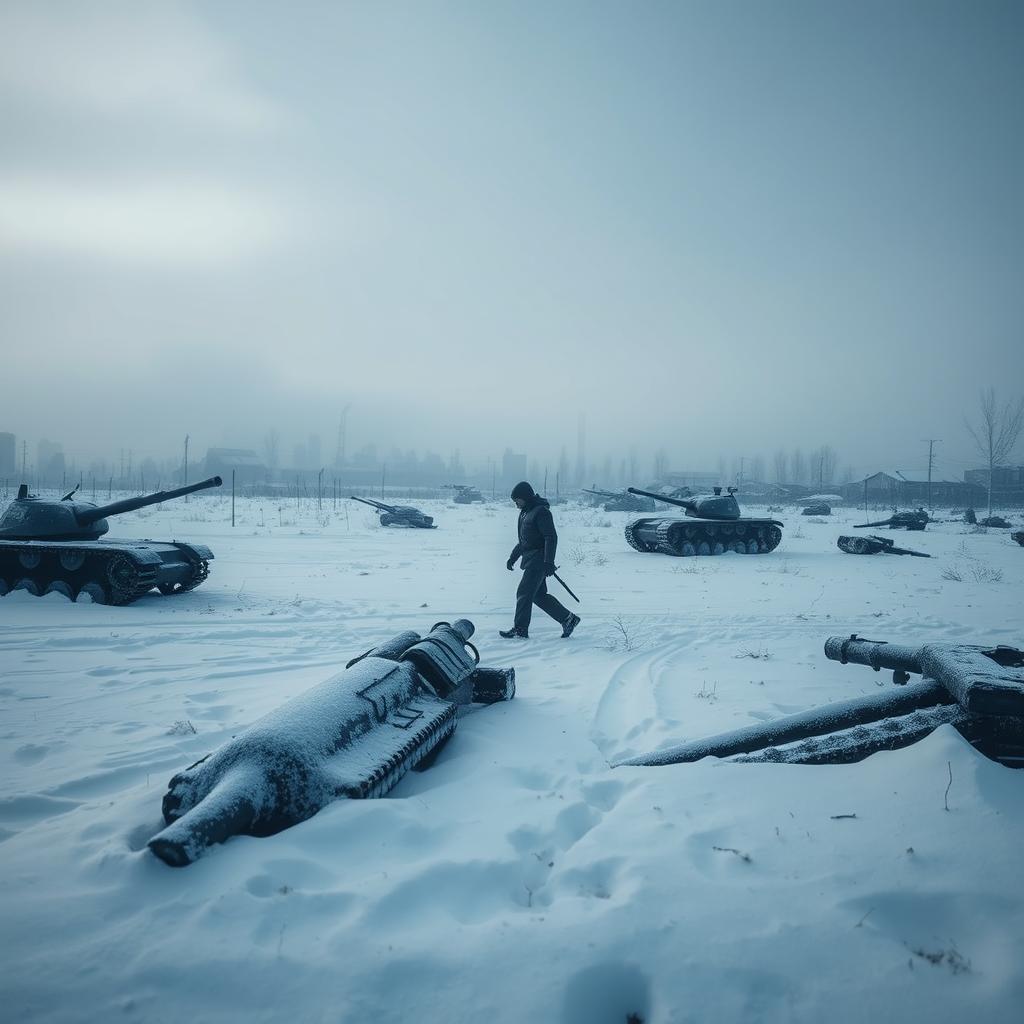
[
  {"left": 561, "top": 613, "right": 581, "bottom": 638},
  {"left": 499, "top": 627, "right": 529, "bottom": 639}
]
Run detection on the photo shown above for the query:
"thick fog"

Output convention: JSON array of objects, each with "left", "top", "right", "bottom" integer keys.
[{"left": 1, "top": 0, "right": 1022, "bottom": 484}]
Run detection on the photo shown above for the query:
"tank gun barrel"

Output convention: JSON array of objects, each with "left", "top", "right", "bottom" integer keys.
[
  {"left": 349, "top": 495, "right": 394, "bottom": 513},
  {"left": 824, "top": 635, "right": 923, "bottom": 675},
  {"left": 77, "top": 476, "right": 222, "bottom": 524},
  {"left": 626, "top": 487, "right": 693, "bottom": 510}
]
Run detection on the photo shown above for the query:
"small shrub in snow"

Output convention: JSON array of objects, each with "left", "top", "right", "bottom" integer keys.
[
  {"left": 736, "top": 646, "right": 772, "bottom": 660},
  {"left": 167, "top": 720, "right": 197, "bottom": 736},
  {"left": 603, "top": 615, "right": 637, "bottom": 652},
  {"left": 694, "top": 680, "right": 718, "bottom": 700},
  {"left": 969, "top": 563, "right": 1003, "bottom": 583},
  {"left": 567, "top": 544, "right": 588, "bottom": 567},
  {"left": 941, "top": 566, "right": 963, "bottom": 582}
]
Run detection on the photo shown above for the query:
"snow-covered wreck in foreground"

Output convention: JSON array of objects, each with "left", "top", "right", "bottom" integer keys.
[
  {"left": 618, "top": 635, "right": 1024, "bottom": 769},
  {"left": 149, "top": 619, "right": 514, "bottom": 866}
]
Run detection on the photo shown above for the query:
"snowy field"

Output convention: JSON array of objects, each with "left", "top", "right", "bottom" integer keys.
[{"left": 1, "top": 494, "right": 1023, "bottom": 1023}]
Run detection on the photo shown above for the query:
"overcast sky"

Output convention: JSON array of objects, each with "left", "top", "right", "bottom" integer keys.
[{"left": 1, "top": 0, "right": 1021, "bottom": 478}]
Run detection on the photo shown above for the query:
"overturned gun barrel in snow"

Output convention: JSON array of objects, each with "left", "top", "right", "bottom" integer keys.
[
  {"left": 616, "top": 635, "right": 1024, "bottom": 769},
  {"left": 149, "top": 619, "right": 514, "bottom": 866}
]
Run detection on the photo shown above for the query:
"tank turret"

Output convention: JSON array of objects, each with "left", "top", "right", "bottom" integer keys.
[
  {"left": 0, "top": 477, "right": 223, "bottom": 541},
  {"left": 627, "top": 486, "right": 741, "bottom": 521}
]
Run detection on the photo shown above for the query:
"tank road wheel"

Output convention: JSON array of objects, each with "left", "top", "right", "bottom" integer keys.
[
  {"left": 106, "top": 556, "right": 142, "bottom": 605},
  {"left": 18, "top": 550, "right": 42, "bottom": 570},
  {"left": 745, "top": 539, "right": 760, "bottom": 554},
  {"left": 680, "top": 542, "right": 696, "bottom": 556},
  {"left": 76, "top": 582, "right": 109, "bottom": 604},
  {"left": 697, "top": 540, "right": 711, "bottom": 556},
  {"left": 14, "top": 579, "right": 40, "bottom": 596},
  {"left": 729, "top": 540, "right": 745, "bottom": 553},
  {"left": 59, "top": 550, "right": 86, "bottom": 573},
  {"left": 712, "top": 542, "right": 725, "bottom": 555},
  {"left": 44, "top": 581, "right": 74, "bottom": 601}
]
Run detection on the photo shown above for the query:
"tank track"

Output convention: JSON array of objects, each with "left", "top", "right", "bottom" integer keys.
[
  {"left": 0, "top": 541, "right": 210, "bottom": 605},
  {"left": 157, "top": 545, "right": 210, "bottom": 595},
  {"left": 624, "top": 520, "right": 659, "bottom": 552},
  {"left": 625, "top": 518, "right": 783, "bottom": 557}
]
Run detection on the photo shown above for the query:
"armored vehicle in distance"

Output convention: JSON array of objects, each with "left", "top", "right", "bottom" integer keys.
[
  {"left": 0, "top": 477, "right": 222, "bottom": 605},
  {"left": 450, "top": 485, "right": 485, "bottom": 504},
  {"left": 854, "top": 509, "right": 929, "bottom": 531},
  {"left": 350, "top": 496, "right": 435, "bottom": 528},
  {"left": 623, "top": 486, "right": 783, "bottom": 556},
  {"left": 801, "top": 501, "right": 832, "bottom": 516}
]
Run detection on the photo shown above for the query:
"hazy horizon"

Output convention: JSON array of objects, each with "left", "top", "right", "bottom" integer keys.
[{"left": 2, "top": 1, "right": 1022, "bottom": 482}]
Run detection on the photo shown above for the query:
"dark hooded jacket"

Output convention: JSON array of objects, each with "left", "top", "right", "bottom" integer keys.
[{"left": 509, "top": 495, "right": 557, "bottom": 566}]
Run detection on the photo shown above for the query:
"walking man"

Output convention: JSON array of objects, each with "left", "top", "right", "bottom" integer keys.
[{"left": 500, "top": 481, "right": 581, "bottom": 640}]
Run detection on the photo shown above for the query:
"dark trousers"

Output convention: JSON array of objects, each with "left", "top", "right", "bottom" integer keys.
[{"left": 515, "top": 552, "right": 570, "bottom": 633}]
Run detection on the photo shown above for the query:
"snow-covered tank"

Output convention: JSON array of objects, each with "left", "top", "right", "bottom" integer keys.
[
  {"left": 623, "top": 486, "right": 783, "bottom": 556},
  {"left": 0, "top": 477, "right": 222, "bottom": 605}
]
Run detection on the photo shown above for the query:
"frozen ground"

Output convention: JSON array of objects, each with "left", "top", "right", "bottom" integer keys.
[{"left": 1, "top": 494, "right": 1022, "bottom": 1023}]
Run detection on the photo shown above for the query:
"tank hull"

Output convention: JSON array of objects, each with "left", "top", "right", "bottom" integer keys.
[
  {"left": 379, "top": 512, "right": 435, "bottom": 528},
  {"left": 0, "top": 538, "right": 214, "bottom": 605},
  {"left": 624, "top": 516, "right": 783, "bottom": 556}
]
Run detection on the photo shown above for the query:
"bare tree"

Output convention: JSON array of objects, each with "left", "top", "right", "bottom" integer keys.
[
  {"left": 966, "top": 388, "right": 1024, "bottom": 516},
  {"left": 653, "top": 448, "right": 669, "bottom": 480},
  {"left": 773, "top": 449, "right": 789, "bottom": 483},
  {"left": 750, "top": 454, "right": 765, "bottom": 483}
]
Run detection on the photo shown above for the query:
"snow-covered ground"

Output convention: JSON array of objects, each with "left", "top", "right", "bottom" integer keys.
[{"left": 1, "top": 495, "right": 1022, "bottom": 1023}]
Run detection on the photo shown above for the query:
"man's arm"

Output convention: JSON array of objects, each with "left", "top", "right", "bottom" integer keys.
[{"left": 537, "top": 508, "right": 557, "bottom": 566}]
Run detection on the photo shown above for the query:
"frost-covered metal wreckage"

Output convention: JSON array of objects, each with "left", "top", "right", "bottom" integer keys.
[
  {"left": 853, "top": 509, "right": 930, "bottom": 531},
  {"left": 617, "top": 636, "right": 1024, "bottom": 770},
  {"left": 837, "top": 535, "right": 930, "bottom": 557},
  {"left": 149, "top": 620, "right": 515, "bottom": 866}
]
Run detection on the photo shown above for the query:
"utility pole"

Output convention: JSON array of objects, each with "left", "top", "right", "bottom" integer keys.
[
  {"left": 183, "top": 434, "right": 190, "bottom": 501},
  {"left": 21, "top": 441, "right": 27, "bottom": 478},
  {"left": 922, "top": 438, "right": 940, "bottom": 512}
]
